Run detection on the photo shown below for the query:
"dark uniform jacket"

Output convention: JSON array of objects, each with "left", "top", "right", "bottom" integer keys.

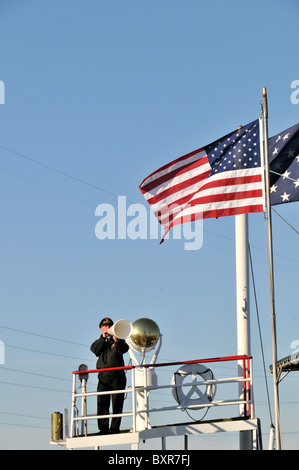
[{"left": 90, "top": 336, "right": 129, "bottom": 375}]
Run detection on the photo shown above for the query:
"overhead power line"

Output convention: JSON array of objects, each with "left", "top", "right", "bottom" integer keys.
[
  {"left": 0, "top": 166, "right": 96, "bottom": 207},
  {"left": 0, "top": 410, "right": 48, "bottom": 421},
  {"left": 0, "top": 324, "right": 89, "bottom": 347},
  {"left": 0, "top": 421, "right": 48, "bottom": 430},
  {"left": 0, "top": 144, "right": 120, "bottom": 200},
  {"left": 0, "top": 366, "right": 72, "bottom": 382},
  {"left": 0, "top": 380, "right": 69, "bottom": 394},
  {"left": 5, "top": 343, "right": 90, "bottom": 362}
]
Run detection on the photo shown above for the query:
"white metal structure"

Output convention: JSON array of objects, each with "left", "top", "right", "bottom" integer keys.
[{"left": 50, "top": 354, "right": 262, "bottom": 450}]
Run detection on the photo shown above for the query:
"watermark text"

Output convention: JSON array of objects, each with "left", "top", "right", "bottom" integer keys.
[
  {"left": 0, "top": 81, "right": 5, "bottom": 104},
  {"left": 290, "top": 339, "right": 299, "bottom": 365},
  {"left": 95, "top": 196, "right": 203, "bottom": 251},
  {"left": 0, "top": 340, "right": 4, "bottom": 364},
  {"left": 290, "top": 80, "right": 299, "bottom": 104}
]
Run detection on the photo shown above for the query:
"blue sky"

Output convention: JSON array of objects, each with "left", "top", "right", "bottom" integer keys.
[{"left": 0, "top": 0, "right": 298, "bottom": 450}]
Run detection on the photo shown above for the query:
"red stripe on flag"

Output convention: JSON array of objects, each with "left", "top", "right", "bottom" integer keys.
[
  {"left": 147, "top": 168, "right": 211, "bottom": 205},
  {"left": 139, "top": 148, "right": 204, "bottom": 189},
  {"left": 170, "top": 204, "right": 265, "bottom": 226},
  {"left": 190, "top": 189, "right": 264, "bottom": 206}
]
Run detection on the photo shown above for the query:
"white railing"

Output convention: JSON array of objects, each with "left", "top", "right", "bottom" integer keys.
[{"left": 70, "top": 354, "right": 253, "bottom": 438}]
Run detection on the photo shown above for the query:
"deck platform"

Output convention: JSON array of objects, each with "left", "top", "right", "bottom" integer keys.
[{"left": 51, "top": 417, "right": 261, "bottom": 450}]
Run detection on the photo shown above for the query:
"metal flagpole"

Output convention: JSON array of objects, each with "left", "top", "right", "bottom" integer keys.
[
  {"left": 235, "top": 212, "right": 252, "bottom": 450},
  {"left": 234, "top": 125, "right": 253, "bottom": 450},
  {"left": 262, "top": 87, "right": 282, "bottom": 450}
]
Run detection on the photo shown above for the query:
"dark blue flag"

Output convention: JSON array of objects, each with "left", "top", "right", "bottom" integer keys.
[{"left": 269, "top": 123, "right": 299, "bottom": 206}]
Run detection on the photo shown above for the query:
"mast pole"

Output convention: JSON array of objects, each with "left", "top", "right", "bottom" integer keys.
[
  {"left": 262, "top": 86, "right": 282, "bottom": 450},
  {"left": 235, "top": 212, "right": 252, "bottom": 450},
  {"left": 235, "top": 123, "right": 252, "bottom": 449}
]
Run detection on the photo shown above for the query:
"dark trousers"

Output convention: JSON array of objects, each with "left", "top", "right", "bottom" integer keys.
[{"left": 97, "top": 373, "right": 126, "bottom": 432}]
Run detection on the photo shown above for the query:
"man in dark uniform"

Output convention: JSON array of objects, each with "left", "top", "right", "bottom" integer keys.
[{"left": 90, "top": 317, "right": 129, "bottom": 434}]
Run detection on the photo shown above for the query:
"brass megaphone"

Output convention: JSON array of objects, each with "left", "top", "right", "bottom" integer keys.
[{"left": 107, "top": 319, "right": 133, "bottom": 339}]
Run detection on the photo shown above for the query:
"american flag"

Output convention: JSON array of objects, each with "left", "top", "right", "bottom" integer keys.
[
  {"left": 269, "top": 122, "right": 299, "bottom": 206},
  {"left": 139, "top": 119, "right": 264, "bottom": 240}
]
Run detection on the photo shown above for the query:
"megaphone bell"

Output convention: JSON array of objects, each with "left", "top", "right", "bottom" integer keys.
[{"left": 107, "top": 319, "right": 133, "bottom": 340}]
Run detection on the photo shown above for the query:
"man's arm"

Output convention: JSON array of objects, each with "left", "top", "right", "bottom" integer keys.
[
  {"left": 90, "top": 336, "right": 106, "bottom": 356},
  {"left": 114, "top": 339, "right": 129, "bottom": 354}
]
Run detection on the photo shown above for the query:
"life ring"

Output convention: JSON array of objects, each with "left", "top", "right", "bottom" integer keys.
[{"left": 171, "top": 363, "right": 216, "bottom": 409}]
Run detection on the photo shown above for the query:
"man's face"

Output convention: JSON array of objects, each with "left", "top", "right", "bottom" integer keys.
[{"left": 101, "top": 324, "right": 112, "bottom": 336}]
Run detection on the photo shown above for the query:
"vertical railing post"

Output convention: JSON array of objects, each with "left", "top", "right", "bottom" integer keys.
[
  {"left": 248, "top": 357, "right": 252, "bottom": 419},
  {"left": 242, "top": 358, "right": 247, "bottom": 418},
  {"left": 131, "top": 366, "right": 136, "bottom": 432},
  {"left": 71, "top": 373, "right": 76, "bottom": 438},
  {"left": 81, "top": 378, "right": 87, "bottom": 436},
  {"left": 144, "top": 364, "right": 149, "bottom": 429}
]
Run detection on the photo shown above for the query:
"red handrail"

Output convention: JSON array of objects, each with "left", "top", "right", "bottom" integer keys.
[{"left": 73, "top": 354, "right": 252, "bottom": 375}]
